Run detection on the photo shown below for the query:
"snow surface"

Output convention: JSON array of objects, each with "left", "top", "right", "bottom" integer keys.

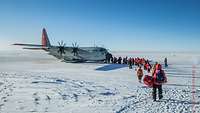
[{"left": 0, "top": 50, "right": 199, "bottom": 113}]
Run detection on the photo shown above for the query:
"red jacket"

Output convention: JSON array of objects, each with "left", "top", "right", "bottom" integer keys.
[{"left": 153, "top": 64, "right": 167, "bottom": 85}]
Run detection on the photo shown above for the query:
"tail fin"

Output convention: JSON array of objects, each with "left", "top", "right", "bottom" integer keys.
[{"left": 42, "top": 28, "right": 51, "bottom": 47}]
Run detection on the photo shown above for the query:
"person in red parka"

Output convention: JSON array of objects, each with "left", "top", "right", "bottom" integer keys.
[
  {"left": 145, "top": 62, "right": 152, "bottom": 73},
  {"left": 152, "top": 64, "right": 167, "bottom": 101},
  {"left": 137, "top": 66, "right": 144, "bottom": 83}
]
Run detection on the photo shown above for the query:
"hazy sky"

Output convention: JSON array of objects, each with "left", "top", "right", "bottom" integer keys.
[{"left": 0, "top": 0, "right": 200, "bottom": 51}]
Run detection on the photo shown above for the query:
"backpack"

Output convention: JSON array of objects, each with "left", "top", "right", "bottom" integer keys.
[
  {"left": 137, "top": 69, "right": 143, "bottom": 76},
  {"left": 155, "top": 70, "right": 165, "bottom": 82}
]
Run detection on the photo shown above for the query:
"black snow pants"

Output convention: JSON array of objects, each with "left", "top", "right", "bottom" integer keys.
[{"left": 152, "top": 84, "right": 163, "bottom": 101}]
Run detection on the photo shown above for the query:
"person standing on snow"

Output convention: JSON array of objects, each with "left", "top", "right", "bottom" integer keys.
[
  {"left": 151, "top": 62, "right": 158, "bottom": 75},
  {"left": 152, "top": 64, "right": 167, "bottom": 101},
  {"left": 123, "top": 57, "right": 128, "bottom": 64},
  {"left": 132, "top": 58, "right": 135, "bottom": 66},
  {"left": 113, "top": 57, "right": 117, "bottom": 64},
  {"left": 145, "top": 62, "right": 152, "bottom": 73},
  {"left": 128, "top": 58, "right": 133, "bottom": 69},
  {"left": 137, "top": 66, "right": 144, "bottom": 83},
  {"left": 164, "top": 57, "right": 168, "bottom": 67},
  {"left": 118, "top": 57, "right": 122, "bottom": 64},
  {"left": 111, "top": 56, "right": 114, "bottom": 63}
]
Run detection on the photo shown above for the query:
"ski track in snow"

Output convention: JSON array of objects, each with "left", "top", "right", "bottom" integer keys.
[{"left": 0, "top": 51, "right": 200, "bottom": 113}]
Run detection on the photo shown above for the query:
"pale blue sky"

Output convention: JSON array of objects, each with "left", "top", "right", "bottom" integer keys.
[{"left": 0, "top": 0, "right": 200, "bottom": 51}]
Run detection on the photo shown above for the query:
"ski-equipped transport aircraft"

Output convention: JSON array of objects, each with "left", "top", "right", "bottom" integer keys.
[{"left": 13, "top": 28, "right": 111, "bottom": 63}]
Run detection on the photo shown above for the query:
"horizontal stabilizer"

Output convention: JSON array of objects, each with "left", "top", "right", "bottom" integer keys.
[{"left": 13, "top": 43, "right": 43, "bottom": 47}]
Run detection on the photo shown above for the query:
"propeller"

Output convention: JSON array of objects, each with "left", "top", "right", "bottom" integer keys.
[
  {"left": 57, "top": 40, "right": 66, "bottom": 57},
  {"left": 72, "top": 42, "right": 79, "bottom": 56}
]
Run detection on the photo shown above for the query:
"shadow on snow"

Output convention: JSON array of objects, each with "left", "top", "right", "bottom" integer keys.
[{"left": 95, "top": 64, "right": 127, "bottom": 71}]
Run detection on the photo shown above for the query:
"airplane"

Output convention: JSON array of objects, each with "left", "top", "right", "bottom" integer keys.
[{"left": 13, "top": 28, "right": 112, "bottom": 63}]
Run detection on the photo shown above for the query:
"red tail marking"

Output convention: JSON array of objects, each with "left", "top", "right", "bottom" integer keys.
[{"left": 42, "top": 28, "right": 47, "bottom": 47}]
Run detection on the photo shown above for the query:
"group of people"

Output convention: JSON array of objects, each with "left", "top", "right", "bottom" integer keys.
[
  {"left": 105, "top": 53, "right": 168, "bottom": 101},
  {"left": 105, "top": 54, "right": 153, "bottom": 71},
  {"left": 136, "top": 59, "right": 168, "bottom": 101},
  {"left": 105, "top": 55, "right": 129, "bottom": 64},
  {"left": 135, "top": 58, "right": 152, "bottom": 82}
]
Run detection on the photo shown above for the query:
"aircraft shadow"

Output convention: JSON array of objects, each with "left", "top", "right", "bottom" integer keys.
[{"left": 95, "top": 64, "right": 127, "bottom": 71}]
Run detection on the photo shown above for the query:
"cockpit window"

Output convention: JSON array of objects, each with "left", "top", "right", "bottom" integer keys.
[
  {"left": 92, "top": 48, "right": 107, "bottom": 53},
  {"left": 99, "top": 48, "right": 106, "bottom": 52}
]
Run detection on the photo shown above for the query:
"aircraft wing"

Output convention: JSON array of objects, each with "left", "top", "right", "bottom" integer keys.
[
  {"left": 13, "top": 43, "right": 43, "bottom": 47},
  {"left": 23, "top": 47, "right": 48, "bottom": 50}
]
